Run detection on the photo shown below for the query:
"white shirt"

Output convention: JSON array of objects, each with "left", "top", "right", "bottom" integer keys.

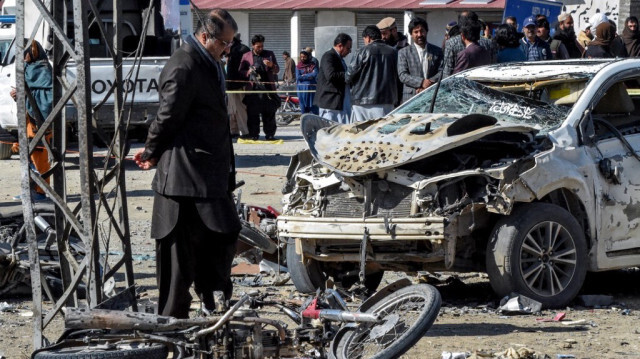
[{"left": 414, "top": 42, "right": 430, "bottom": 79}]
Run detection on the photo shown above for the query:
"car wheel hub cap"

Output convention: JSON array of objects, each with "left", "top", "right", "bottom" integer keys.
[{"left": 519, "top": 221, "right": 577, "bottom": 297}]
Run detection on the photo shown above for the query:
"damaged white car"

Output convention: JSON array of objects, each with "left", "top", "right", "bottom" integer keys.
[{"left": 278, "top": 59, "right": 640, "bottom": 307}]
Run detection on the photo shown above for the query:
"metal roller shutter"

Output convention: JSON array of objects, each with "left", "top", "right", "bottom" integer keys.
[
  {"left": 299, "top": 12, "right": 316, "bottom": 53},
  {"left": 355, "top": 12, "right": 404, "bottom": 49},
  {"left": 249, "top": 11, "right": 292, "bottom": 78}
]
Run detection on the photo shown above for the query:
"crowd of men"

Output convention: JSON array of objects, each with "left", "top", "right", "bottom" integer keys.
[{"left": 224, "top": 11, "right": 640, "bottom": 130}]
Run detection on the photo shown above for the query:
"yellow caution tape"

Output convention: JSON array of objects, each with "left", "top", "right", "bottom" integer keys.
[{"left": 237, "top": 138, "right": 284, "bottom": 145}]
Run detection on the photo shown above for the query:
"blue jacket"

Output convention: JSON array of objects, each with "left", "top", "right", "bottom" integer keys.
[{"left": 519, "top": 37, "right": 551, "bottom": 61}]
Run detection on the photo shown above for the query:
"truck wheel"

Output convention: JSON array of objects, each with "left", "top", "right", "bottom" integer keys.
[
  {"left": 486, "top": 202, "right": 587, "bottom": 308},
  {"left": 0, "top": 142, "right": 12, "bottom": 160}
]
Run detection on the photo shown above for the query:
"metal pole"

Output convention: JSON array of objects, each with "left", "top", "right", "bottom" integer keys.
[
  {"left": 16, "top": 0, "right": 44, "bottom": 349},
  {"left": 113, "top": 0, "right": 137, "bottom": 309},
  {"left": 71, "top": 0, "right": 101, "bottom": 307}
]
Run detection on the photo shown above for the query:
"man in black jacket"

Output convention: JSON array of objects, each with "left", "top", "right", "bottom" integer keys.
[
  {"left": 315, "top": 33, "right": 352, "bottom": 124},
  {"left": 133, "top": 9, "right": 241, "bottom": 318},
  {"left": 347, "top": 26, "right": 398, "bottom": 122}
]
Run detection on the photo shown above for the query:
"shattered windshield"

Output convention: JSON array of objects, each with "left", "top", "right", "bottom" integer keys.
[{"left": 393, "top": 77, "right": 571, "bottom": 133}]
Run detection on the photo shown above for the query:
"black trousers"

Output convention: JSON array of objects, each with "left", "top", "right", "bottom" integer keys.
[
  {"left": 156, "top": 200, "right": 238, "bottom": 318},
  {"left": 245, "top": 95, "right": 277, "bottom": 138}
]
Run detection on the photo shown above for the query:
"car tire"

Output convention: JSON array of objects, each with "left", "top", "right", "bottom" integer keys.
[
  {"left": 287, "top": 238, "right": 325, "bottom": 293},
  {"left": 486, "top": 202, "right": 588, "bottom": 308},
  {"left": 286, "top": 238, "right": 385, "bottom": 293}
]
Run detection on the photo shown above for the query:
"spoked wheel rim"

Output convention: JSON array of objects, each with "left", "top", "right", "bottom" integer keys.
[
  {"left": 519, "top": 220, "right": 578, "bottom": 297},
  {"left": 340, "top": 291, "right": 429, "bottom": 358}
]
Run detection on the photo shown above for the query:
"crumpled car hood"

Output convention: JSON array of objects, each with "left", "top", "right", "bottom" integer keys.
[{"left": 301, "top": 113, "right": 537, "bottom": 177}]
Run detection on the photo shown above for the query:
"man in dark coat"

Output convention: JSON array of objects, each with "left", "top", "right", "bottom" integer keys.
[
  {"left": 552, "top": 13, "right": 584, "bottom": 58},
  {"left": 347, "top": 25, "right": 398, "bottom": 122},
  {"left": 238, "top": 34, "right": 280, "bottom": 140},
  {"left": 442, "top": 11, "right": 496, "bottom": 78},
  {"left": 454, "top": 18, "right": 491, "bottom": 74},
  {"left": 133, "top": 9, "right": 241, "bottom": 318},
  {"left": 397, "top": 16, "right": 443, "bottom": 103},
  {"left": 377, "top": 16, "right": 409, "bottom": 107},
  {"left": 315, "top": 33, "right": 352, "bottom": 124}
]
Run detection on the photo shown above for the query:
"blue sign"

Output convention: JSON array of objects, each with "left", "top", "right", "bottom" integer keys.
[
  {"left": 0, "top": 15, "right": 15, "bottom": 24},
  {"left": 503, "top": 0, "right": 564, "bottom": 29}
]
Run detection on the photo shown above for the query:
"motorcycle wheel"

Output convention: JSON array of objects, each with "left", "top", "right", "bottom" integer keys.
[
  {"left": 330, "top": 284, "right": 441, "bottom": 359},
  {"left": 238, "top": 220, "right": 278, "bottom": 254},
  {"left": 33, "top": 342, "right": 168, "bottom": 359}
]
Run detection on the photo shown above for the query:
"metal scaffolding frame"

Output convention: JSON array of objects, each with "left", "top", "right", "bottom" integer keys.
[{"left": 15, "top": 0, "right": 150, "bottom": 348}]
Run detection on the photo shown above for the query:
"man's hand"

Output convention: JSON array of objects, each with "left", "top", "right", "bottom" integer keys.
[
  {"left": 10, "top": 88, "right": 16, "bottom": 101},
  {"left": 263, "top": 59, "right": 273, "bottom": 68},
  {"left": 134, "top": 148, "right": 157, "bottom": 170},
  {"left": 421, "top": 79, "right": 434, "bottom": 89}
]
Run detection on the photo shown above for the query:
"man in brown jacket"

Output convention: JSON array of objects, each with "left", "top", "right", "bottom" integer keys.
[{"left": 282, "top": 51, "right": 295, "bottom": 84}]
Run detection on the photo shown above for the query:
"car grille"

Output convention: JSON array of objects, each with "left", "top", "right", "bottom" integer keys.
[{"left": 323, "top": 182, "right": 413, "bottom": 218}]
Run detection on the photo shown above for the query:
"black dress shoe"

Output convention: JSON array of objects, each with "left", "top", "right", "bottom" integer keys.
[{"left": 265, "top": 135, "right": 277, "bottom": 141}]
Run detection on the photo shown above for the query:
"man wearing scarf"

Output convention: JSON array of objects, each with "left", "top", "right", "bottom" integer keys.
[
  {"left": 10, "top": 40, "right": 52, "bottom": 201},
  {"left": 295, "top": 50, "right": 318, "bottom": 114},
  {"left": 621, "top": 16, "right": 640, "bottom": 57},
  {"left": 552, "top": 14, "right": 584, "bottom": 58},
  {"left": 584, "top": 21, "right": 615, "bottom": 58},
  {"left": 134, "top": 9, "right": 241, "bottom": 318}
]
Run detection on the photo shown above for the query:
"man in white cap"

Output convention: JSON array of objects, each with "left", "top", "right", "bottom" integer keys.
[
  {"left": 377, "top": 16, "right": 409, "bottom": 50},
  {"left": 552, "top": 13, "right": 584, "bottom": 58},
  {"left": 377, "top": 16, "right": 408, "bottom": 107}
]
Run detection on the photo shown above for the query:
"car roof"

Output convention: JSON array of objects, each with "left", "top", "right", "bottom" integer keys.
[{"left": 460, "top": 59, "right": 617, "bottom": 83}]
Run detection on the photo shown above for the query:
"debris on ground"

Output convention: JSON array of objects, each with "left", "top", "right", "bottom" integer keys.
[
  {"left": 418, "top": 272, "right": 463, "bottom": 285},
  {"left": 536, "top": 312, "right": 566, "bottom": 322},
  {"left": 468, "top": 347, "right": 549, "bottom": 359},
  {"left": 231, "top": 262, "right": 261, "bottom": 276},
  {"left": 442, "top": 351, "right": 470, "bottom": 358},
  {"left": 577, "top": 295, "right": 613, "bottom": 307},
  {"left": 0, "top": 301, "right": 16, "bottom": 312},
  {"left": 231, "top": 259, "right": 289, "bottom": 287},
  {"left": 498, "top": 295, "right": 542, "bottom": 315}
]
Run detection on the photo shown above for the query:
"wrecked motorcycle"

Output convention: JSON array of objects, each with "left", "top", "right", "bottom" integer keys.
[
  {"left": 235, "top": 181, "right": 284, "bottom": 266},
  {"left": 31, "top": 278, "right": 441, "bottom": 359}
]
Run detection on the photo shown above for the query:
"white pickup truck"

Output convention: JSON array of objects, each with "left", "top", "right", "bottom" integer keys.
[
  {"left": 0, "top": 48, "right": 168, "bottom": 158},
  {"left": 0, "top": 1, "right": 173, "bottom": 159}
]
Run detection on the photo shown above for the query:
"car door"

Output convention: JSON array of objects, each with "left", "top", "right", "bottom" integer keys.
[{"left": 588, "top": 79, "right": 640, "bottom": 254}]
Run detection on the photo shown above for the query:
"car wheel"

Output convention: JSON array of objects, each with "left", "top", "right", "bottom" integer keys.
[
  {"left": 486, "top": 202, "right": 587, "bottom": 308},
  {"left": 287, "top": 238, "right": 325, "bottom": 293},
  {"left": 286, "top": 238, "right": 385, "bottom": 294}
]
